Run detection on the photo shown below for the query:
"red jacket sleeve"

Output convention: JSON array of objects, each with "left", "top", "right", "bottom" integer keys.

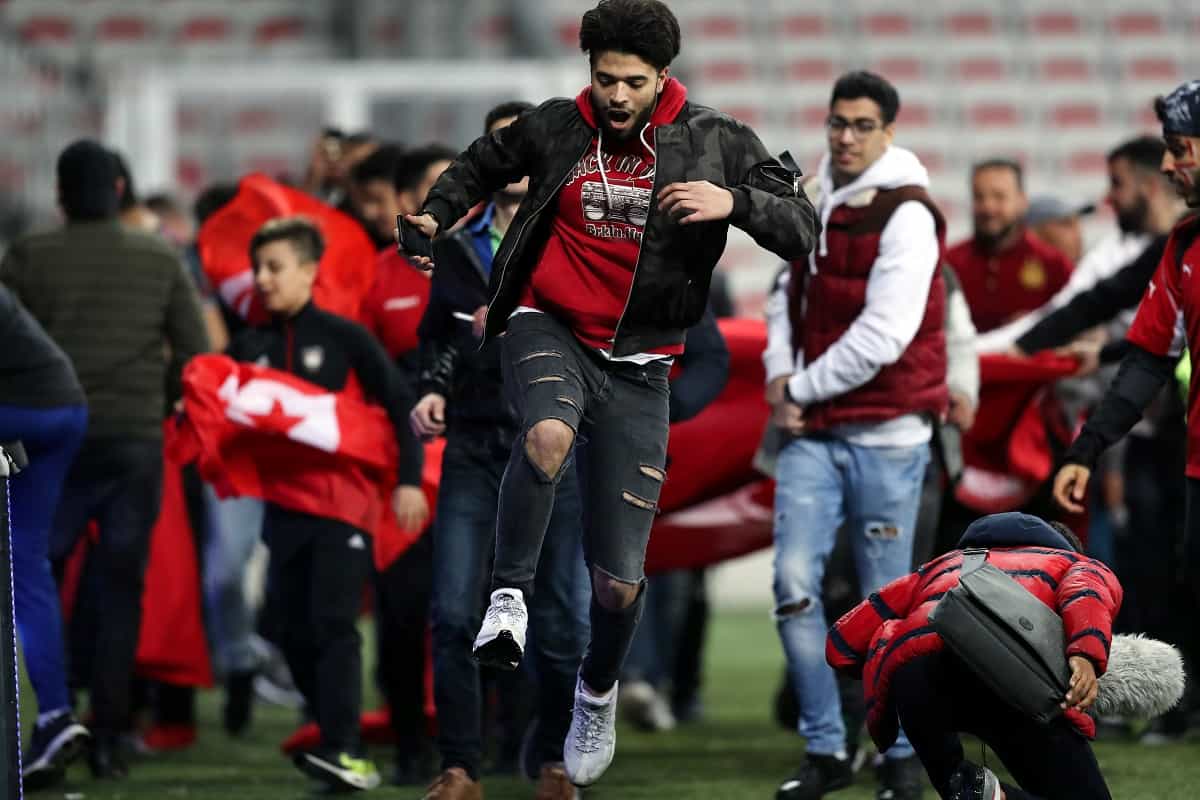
[
  {"left": 826, "top": 571, "right": 920, "bottom": 678},
  {"left": 1055, "top": 558, "right": 1123, "bottom": 675},
  {"left": 1126, "top": 231, "right": 1186, "bottom": 358}
]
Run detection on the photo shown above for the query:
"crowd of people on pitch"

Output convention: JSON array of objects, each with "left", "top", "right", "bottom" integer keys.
[{"left": 5, "top": 3, "right": 1200, "bottom": 800}]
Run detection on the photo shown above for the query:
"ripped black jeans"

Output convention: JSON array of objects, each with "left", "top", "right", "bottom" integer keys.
[{"left": 493, "top": 311, "right": 670, "bottom": 692}]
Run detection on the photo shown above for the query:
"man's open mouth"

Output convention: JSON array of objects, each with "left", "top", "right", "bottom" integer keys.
[{"left": 607, "top": 109, "right": 631, "bottom": 124}]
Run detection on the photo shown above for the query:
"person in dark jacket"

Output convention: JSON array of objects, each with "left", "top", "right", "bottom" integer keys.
[
  {"left": 227, "top": 217, "right": 423, "bottom": 793},
  {"left": 0, "top": 286, "right": 91, "bottom": 789},
  {"left": 1, "top": 140, "right": 209, "bottom": 779},
  {"left": 402, "top": 0, "right": 817, "bottom": 786},
  {"left": 411, "top": 101, "right": 590, "bottom": 800},
  {"left": 829, "top": 512, "right": 1121, "bottom": 800}
]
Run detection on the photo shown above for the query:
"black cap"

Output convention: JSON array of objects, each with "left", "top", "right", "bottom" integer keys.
[{"left": 57, "top": 139, "right": 120, "bottom": 221}]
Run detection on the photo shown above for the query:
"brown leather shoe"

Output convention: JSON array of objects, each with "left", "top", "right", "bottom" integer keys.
[
  {"left": 423, "top": 767, "right": 483, "bottom": 800},
  {"left": 534, "top": 763, "right": 578, "bottom": 800}
]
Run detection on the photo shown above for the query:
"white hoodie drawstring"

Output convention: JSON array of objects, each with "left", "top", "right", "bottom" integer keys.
[{"left": 596, "top": 122, "right": 657, "bottom": 213}]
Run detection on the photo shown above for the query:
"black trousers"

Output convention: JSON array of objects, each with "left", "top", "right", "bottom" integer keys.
[
  {"left": 891, "top": 651, "right": 1111, "bottom": 800},
  {"left": 263, "top": 505, "right": 372, "bottom": 752},
  {"left": 495, "top": 312, "right": 670, "bottom": 693},
  {"left": 374, "top": 530, "right": 433, "bottom": 759},
  {"left": 50, "top": 437, "right": 163, "bottom": 737}
]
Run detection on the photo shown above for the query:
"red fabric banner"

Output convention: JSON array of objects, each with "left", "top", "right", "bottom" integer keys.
[{"left": 195, "top": 173, "right": 377, "bottom": 324}]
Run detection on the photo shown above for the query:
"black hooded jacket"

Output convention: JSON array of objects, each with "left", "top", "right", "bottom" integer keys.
[{"left": 421, "top": 85, "right": 818, "bottom": 357}]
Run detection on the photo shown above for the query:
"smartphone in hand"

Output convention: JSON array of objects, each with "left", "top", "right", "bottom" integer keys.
[{"left": 396, "top": 214, "right": 434, "bottom": 260}]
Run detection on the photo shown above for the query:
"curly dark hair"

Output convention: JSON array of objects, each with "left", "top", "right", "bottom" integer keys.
[{"left": 579, "top": 0, "right": 681, "bottom": 70}]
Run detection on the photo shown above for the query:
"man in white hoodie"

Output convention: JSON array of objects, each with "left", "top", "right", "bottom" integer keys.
[{"left": 764, "top": 71, "right": 946, "bottom": 800}]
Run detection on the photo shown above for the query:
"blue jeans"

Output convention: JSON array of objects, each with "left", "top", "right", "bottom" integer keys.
[
  {"left": 202, "top": 488, "right": 265, "bottom": 675},
  {"left": 431, "top": 432, "right": 590, "bottom": 779},
  {"left": 0, "top": 403, "right": 87, "bottom": 715},
  {"left": 773, "top": 435, "right": 929, "bottom": 759}
]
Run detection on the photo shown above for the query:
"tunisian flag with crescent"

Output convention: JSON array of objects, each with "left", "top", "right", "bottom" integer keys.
[
  {"left": 167, "top": 354, "right": 439, "bottom": 569},
  {"left": 195, "top": 173, "right": 377, "bottom": 324}
]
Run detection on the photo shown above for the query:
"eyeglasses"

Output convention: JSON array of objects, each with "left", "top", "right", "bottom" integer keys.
[{"left": 825, "top": 115, "right": 882, "bottom": 139}]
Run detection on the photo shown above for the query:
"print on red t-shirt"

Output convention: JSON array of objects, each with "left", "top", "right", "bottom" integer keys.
[
  {"left": 518, "top": 77, "right": 689, "bottom": 357},
  {"left": 521, "top": 140, "right": 677, "bottom": 353}
]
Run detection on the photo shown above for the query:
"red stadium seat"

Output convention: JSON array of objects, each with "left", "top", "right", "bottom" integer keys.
[
  {"left": 952, "top": 57, "right": 1010, "bottom": 82},
  {"left": 688, "top": 14, "right": 746, "bottom": 40},
  {"left": 234, "top": 108, "right": 282, "bottom": 134},
  {"left": 1048, "top": 102, "right": 1103, "bottom": 128},
  {"left": 1036, "top": 56, "right": 1096, "bottom": 82},
  {"left": 253, "top": 15, "right": 308, "bottom": 44},
  {"left": 18, "top": 15, "right": 74, "bottom": 45},
  {"left": 1122, "top": 56, "right": 1182, "bottom": 82},
  {"left": 869, "top": 55, "right": 926, "bottom": 82},
  {"left": 177, "top": 16, "right": 234, "bottom": 44},
  {"left": 176, "top": 157, "right": 208, "bottom": 192},
  {"left": 1027, "top": 12, "right": 1083, "bottom": 36},
  {"left": 967, "top": 102, "right": 1021, "bottom": 128},
  {"left": 943, "top": 11, "right": 997, "bottom": 37},
  {"left": 96, "top": 14, "right": 153, "bottom": 42},
  {"left": 780, "top": 57, "right": 838, "bottom": 82},
  {"left": 1063, "top": 149, "right": 1109, "bottom": 175},
  {"left": 1108, "top": 12, "right": 1168, "bottom": 37},
  {"left": 860, "top": 12, "right": 914, "bottom": 36},
  {"left": 775, "top": 13, "right": 830, "bottom": 38}
]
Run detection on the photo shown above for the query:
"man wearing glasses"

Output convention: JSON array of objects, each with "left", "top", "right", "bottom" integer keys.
[{"left": 763, "top": 71, "right": 946, "bottom": 800}]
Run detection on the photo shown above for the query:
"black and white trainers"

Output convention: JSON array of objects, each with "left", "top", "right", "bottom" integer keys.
[
  {"left": 777, "top": 753, "right": 854, "bottom": 800},
  {"left": 947, "top": 761, "right": 1002, "bottom": 800},
  {"left": 472, "top": 589, "right": 528, "bottom": 671},
  {"left": 23, "top": 712, "right": 91, "bottom": 789}
]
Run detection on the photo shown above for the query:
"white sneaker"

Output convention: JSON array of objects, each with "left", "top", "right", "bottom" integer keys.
[
  {"left": 564, "top": 677, "right": 618, "bottom": 787},
  {"left": 619, "top": 680, "right": 676, "bottom": 732},
  {"left": 472, "top": 588, "right": 528, "bottom": 670}
]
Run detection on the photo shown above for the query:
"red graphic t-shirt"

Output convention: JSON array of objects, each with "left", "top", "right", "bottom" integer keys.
[{"left": 519, "top": 78, "right": 688, "bottom": 357}]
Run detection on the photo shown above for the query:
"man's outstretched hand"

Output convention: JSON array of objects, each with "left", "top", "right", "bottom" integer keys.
[{"left": 396, "top": 213, "right": 439, "bottom": 269}]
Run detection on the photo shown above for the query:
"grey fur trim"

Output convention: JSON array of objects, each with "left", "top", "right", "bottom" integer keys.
[{"left": 1092, "top": 634, "right": 1186, "bottom": 719}]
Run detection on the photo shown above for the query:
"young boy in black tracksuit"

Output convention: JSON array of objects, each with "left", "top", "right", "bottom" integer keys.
[{"left": 228, "top": 217, "right": 424, "bottom": 792}]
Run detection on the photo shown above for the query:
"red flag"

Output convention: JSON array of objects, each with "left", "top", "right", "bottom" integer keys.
[
  {"left": 195, "top": 173, "right": 376, "bottom": 324},
  {"left": 169, "top": 354, "right": 430, "bottom": 567},
  {"left": 956, "top": 352, "right": 1079, "bottom": 513},
  {"left": 135, "top": 458, "right": 214, "bottom": 687},
  {"left": 647, "top": 318, "right": 775, "bottom": 572}
]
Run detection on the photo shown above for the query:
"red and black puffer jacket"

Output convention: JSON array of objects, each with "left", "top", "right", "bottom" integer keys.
[{"left": 827, "top": 535, "right": 1122, "bottom": 751}]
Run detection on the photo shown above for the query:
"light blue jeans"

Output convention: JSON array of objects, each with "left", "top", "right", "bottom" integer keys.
[
  {"left": 773, "top": 435, "right": 929, "bottom": 760},
  {"left": 202, "top": 487, "right": 265, "bottom": 676}
]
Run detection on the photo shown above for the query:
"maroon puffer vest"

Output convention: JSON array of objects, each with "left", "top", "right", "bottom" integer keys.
[{"left": 788, "top": 185, "right": 949, "bottom": 430}]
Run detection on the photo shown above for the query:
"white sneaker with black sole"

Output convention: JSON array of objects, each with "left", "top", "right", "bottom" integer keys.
[
  {"left": 22, "top": 712, "right": 91, "bottom": 789},
  {"left": 472, "top": 588, "right": 527, "bottom": 670},
  {"left": 564, "top": 677, "right": 618, "bottom": 787}
]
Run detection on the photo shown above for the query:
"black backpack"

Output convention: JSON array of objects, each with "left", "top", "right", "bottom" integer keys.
[{"left": 929, "top": 548, "right": 1072, "bottom": 725}]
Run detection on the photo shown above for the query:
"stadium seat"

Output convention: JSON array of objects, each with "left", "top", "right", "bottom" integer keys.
[
  {"left": 860, "top": 41, "right": 933, "bottom": 84},
  {"left": 1018, "top": 0, "right": 1094, "bottom": 38},
  {"left": 768, "top": 39, "right": 846, "bottom": 85},
  {"left": 1028, "top": 39, "right": 1104, "bottom": 83},
  {"left": 701, "top": 86, "right": 771, "bottom": 129},
  {"left": 671, "top": 2, "right": 751, "bottom": 42},
  {"left": 1113, "top": 40, "right": 1186, "bottom": 84},
  {"left": 14, "top": 12, "right": 75, "bottom": 50},
  {"left": 936, "top": 2, "right": 1003, "bottom": 39},
  {"left": 938, "top": 39, "right": 1019, "bottom": 84},
  {"left": 679, "top": 41, "right": 759, "bottom": 85}
]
